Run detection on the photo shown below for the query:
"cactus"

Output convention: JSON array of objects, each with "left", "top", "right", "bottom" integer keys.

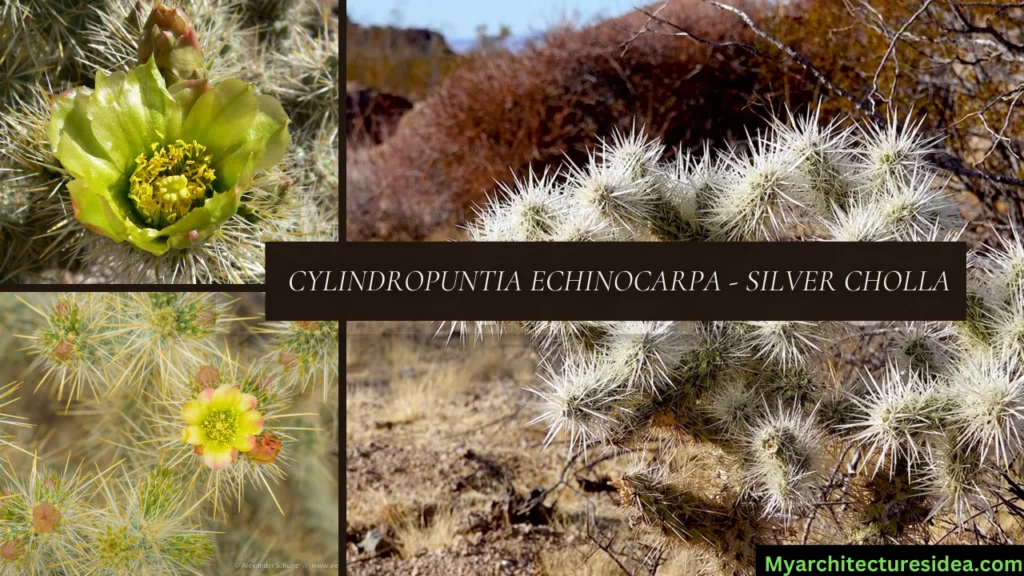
[
  {"left": 456, "top": 109, "right": 1024, "bottom": 566},
  {"left": 0, "top": 0, "right": 338, "bottom": 284},
  {"left": 0, "top": 293, "right": 336, "bottom": 573}
]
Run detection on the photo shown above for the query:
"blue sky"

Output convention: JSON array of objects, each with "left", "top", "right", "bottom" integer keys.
[{"left": 346, "top": 0, "right": 639, "bottom": 41}]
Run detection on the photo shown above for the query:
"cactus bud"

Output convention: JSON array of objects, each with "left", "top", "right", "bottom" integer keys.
[
  {"left": 195, "top": 365, "right": 220, "bottom": 388},
  {"left": 32, "top": 502, "right": 61, "bottom": 533},
  {"left": 0, "top": 539, "right": 24, "bottom": 561},
  {"left": 52, "top": 339, "right": 75, "bottom": 363},
  {"left": 278, "top": 351, "right": 299, "bottom": 368},
  {"left": 247, "top": 432, "right": 282, "bottom": 465},
  {"left": 137, "top": 1, "right": 206, "bottom": 85},
  {"left": 195, "top": 310, "right": 217, "bottom": 328}
]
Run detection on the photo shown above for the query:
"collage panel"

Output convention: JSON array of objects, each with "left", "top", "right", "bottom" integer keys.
[
  {"left": 0, "top": 0, "right": 340, "bottom": 284},
  {"left": 0, "top": 293, "right": 340, "bottom": 573},
  {"left": 344, "top": 0, "right": 1024, "bottom": 572},
  {"left": 345, "top": 318, "right": 1024, "bottom": 573}
]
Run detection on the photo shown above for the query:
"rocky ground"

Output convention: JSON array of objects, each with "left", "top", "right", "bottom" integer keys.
[{"left": 343, "top": 322, "right": 702, "bottom": 575}]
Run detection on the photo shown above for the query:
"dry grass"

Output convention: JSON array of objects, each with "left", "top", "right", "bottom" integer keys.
[
  {"left": 345, "top": 486, "right": 391, "bottom": 532},
  {"left": 389, "top": 503, "right": 460, "bottom": 558},
  {"left": 659, "top": 547, "right": 718, "bottom": 576},
  {"left": 538, "top": 546, "right": 628, "bottom": 576},
  {"left": 386, "top": 363, "right": 467, "bottom": 424},
  {"left": 345, "top": 322, "right": 645, "bottom": 570},
  {"left": 345, "top": 487, "right": 462, "bottom": 558}
]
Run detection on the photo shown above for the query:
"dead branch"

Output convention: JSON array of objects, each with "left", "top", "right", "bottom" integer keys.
[{"left": 629, "top": 0, "right": 1024, "bottom": 190}]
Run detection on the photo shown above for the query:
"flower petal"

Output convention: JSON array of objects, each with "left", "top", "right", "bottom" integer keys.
[
  {"left": 240, "top": 410, "right": 264, "bottom": 437},
  {"left": 181, "top": 425, "right": 204, "bottom": 445},
  {"left": 213, "top": 94, "right": 290, "bottom": 191},
  {"left": 166, "top": 79, "right": 209, "bottom": 140},
  {"left": 68, "top": 180, "right": 128, "bottom": 243},
  {"left": 86, "top": 58, "right": 173, "bottom": 172},
  {"left": 203, "top": 446, "right": 233, "bottom": 470},
  {"left": 232, "top": 435, "right": 256, "bottom": 452},
  {"left": 181, "top": 400, "right": 204, "bottom": 425},
  {"left": 123, "top": 222, "right": 172, "bottom": 256},
  {"left": 180, "top": 79, "right": 259, "bottom": 164},
  {"left": 48, "top": 88, "right": 82, "bottom": 155},
  {"left": 210, "top": 384, "right": 241, "bottom": 410},
  {"left": 240, "top": 393, "right": 258, "bottom": 412},
  {"left": 54, "top": 89, "right": 125, "bottom": 195},
  {"left": 161, "top": 188, "right": 239, "bottom": 250},
  {"left": 197, "top": 387, "right": 215, "bottom": 405}
]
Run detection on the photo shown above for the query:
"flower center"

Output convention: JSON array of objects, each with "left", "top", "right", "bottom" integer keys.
[
  {"left": 201, "top": 409, "right": 238, "bottom": 445},
  {"left": 129, "top": 139, "right": 216, "bottom": 229}
]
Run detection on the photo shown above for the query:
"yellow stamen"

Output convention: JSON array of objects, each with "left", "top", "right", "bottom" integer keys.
[
  {"left": 202, "top": 410, "right": 239, "bottom": 446},
  {"left": 129, "top": 139, "right": 216, "bottom": 228}
]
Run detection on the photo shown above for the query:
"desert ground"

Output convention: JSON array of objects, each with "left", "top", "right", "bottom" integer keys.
[{"left": 345, "top": 322, "right": 715, "bottom": 575}]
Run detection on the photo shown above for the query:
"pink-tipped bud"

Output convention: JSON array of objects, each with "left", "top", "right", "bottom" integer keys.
[
  {"left": 195, "top": 365, "right": 219, "bottom": 388},
  {"left": 248, "top": 433, "right": 283, "bottom": 465},
  {"left": 195, "top": 309, "right": 217, "bottom": 327},
  {"left": 279, "top": 351, "right": 299, "bottom": 368}
]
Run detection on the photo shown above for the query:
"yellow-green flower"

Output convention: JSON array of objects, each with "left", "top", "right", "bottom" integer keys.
[
  {"left": 181, "top": 384, "right": 264, "bottom": 470},
  {"left": 47, "top": 57, "right": 289, "bottom": 256}
]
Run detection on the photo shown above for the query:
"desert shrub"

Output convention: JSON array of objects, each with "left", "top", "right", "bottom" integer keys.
[
  {"left": 350, "top": 0, "right": 1024, "bottom": 242},
  {"left": 346, "top": 0, "right": 821, "bottom": 241},
  {"left": 762, "top": 0, "right": 1024, "bottom": 235}
]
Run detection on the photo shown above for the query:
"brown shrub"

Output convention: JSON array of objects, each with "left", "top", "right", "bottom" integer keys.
[
  {"left": 346, "top": 82, "right": 414, "bottom": 145},
  {"left": 346, "top": 0, "right": 824, "bottom": 241},
  {"left": 766, "top": 0, "right": 1024, "bottom": 235}
]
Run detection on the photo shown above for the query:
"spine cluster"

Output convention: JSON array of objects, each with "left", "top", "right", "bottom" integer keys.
[{"left": 462, "top": 111, "right": 1024, "bottom": 570}]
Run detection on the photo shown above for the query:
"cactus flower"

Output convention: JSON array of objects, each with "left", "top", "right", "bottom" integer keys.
[
  {"left": 48, "top": 57, "right": 289, "bottom": 256},
  {"left": 181, "top": 384, "right": 264, "bottom": 470}
]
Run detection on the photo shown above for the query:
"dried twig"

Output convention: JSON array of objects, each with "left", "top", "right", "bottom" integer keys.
[
  {"left": 586, "top": 531, "right": 635, "bottom": 576},
  {"left": 629, "top": 0, "right": 1024, "bottom": 189},
  {"left": 865, "top": 0, "right": 935, "bottom": 112}
]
